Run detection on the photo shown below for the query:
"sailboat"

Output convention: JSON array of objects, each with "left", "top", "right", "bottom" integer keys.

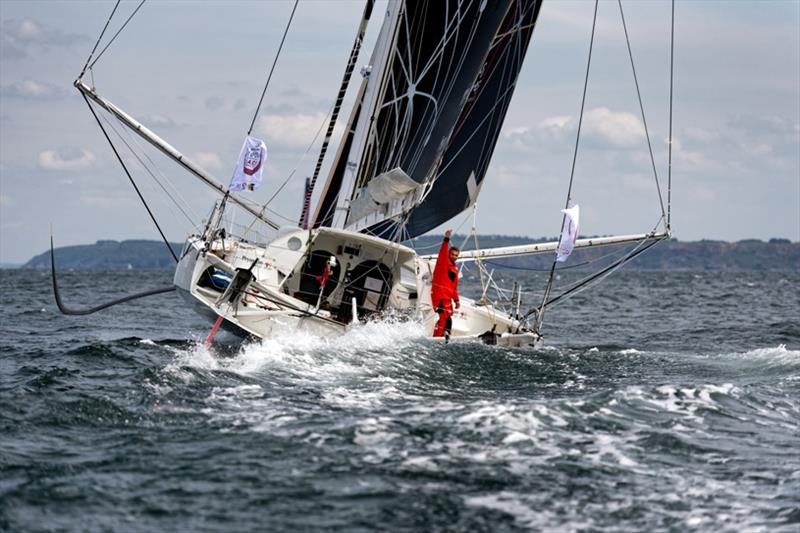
[{"left": 52, "top": 0, "right": 674, "bottom": 348}]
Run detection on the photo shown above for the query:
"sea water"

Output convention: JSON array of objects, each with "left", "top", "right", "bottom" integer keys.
[{"left": 1, "top": 269, "right": 798, "bottom": 531}]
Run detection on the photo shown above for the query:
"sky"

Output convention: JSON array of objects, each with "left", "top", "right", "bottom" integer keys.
[{"left": 0, "top": 0, "right": 798, "bottom": 264}]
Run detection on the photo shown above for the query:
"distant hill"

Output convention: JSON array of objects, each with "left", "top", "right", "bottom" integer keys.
[
  {"left": 21, "top": 236, "right": 800, "bottom": 272},
  {"left": 24, "top": 240, "right": 182, "bottom": 270}
]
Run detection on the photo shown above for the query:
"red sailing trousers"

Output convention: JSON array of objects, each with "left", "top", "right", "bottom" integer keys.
[{"left": 433, "top": 301, "right": 453, "bottom": 337}]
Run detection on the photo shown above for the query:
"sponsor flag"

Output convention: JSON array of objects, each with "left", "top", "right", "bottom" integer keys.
[
  {"left": 229, "top": 136, "right": 267, "bottom": 192},
  {"left": 556, "top": 204, "right": 580, "bottom": 262}
]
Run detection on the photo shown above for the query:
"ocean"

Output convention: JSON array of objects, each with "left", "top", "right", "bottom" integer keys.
[{"left": 1, "top": 269, "right": 798, "bottom": 532}]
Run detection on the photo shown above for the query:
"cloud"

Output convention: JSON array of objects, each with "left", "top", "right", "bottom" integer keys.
[
  {"left": 191, "top": 151, "right": 223, "bottom": 171},
  {"left": 1, "top": 18, "right": 88, "bottom": 58},
  {"left": 582, "top": 108, "right": 646, "bottom": 148},
  {"left": 233, "top": 98, "right": 247, "bottom": 112},
  {"left": 0, "top": 194, "right": 14, "bottom": 208},
  {"left": 205, "top": 96, "right": 224, "bottom": 111},
  {"left": 501, "top": 108, "right": 646, "bottom": 151},
  {"left": 728, "top": 114, "right": 798, "bottom": 137},
  {"left": 38, "top": 149, "right": 97, "bottom": 170},
  {"left": 682, "top": 127, "right": 720, "bottom": 146},
  {"left": 1, "top": 79, "right": 68, "bottom": 99},
  {"left": 79, "top": 195, "right": 134, "bottom": 208},
  {"left": 139, "top": 114, "right": 178, "bottom": 128},
  {"left": 726, "top": 114, "right": 799, "bottom": 158},
  {"left": 256, "top": 112, "right": 341, "bottom": 150}
]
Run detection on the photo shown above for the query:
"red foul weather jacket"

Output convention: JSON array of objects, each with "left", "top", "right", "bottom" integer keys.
[{"left": 431, "top": 237, "right": 459, "bottom": 310}]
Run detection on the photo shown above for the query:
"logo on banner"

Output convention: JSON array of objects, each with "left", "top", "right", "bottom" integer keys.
[
  {"left": 229, "top": 135, "right": 267, "bottom": 192},
  {"left": 243, "top": 145, "right": 263, "bottom": 176}
]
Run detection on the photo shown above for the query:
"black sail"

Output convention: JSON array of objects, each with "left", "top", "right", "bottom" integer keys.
[{"left": 314, "top": 0, "right": 542, "bottom": 240}]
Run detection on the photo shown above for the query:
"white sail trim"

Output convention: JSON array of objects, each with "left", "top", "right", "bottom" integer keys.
[{"left": 347, "top": 167, "right": 420, "bottom": 223}]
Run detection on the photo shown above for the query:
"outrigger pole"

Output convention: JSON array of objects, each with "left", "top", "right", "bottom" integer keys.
[
  {"left": 424, "top": 232, "right": 670, "bottom": 263},
  {"left": 74, "top": 79, "right": 280, "bottom": 231}
]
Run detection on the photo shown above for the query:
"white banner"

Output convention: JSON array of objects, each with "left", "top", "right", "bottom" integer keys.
[
  {"left": 556, "top": 204, "right": 580, "bottom": 262},
  {"left": 229, "top": 136, "right": 267, "bottom": 192}
]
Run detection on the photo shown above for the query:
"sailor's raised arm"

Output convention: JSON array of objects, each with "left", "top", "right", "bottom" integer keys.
[{"left": 437, "top": 229, "right": 453, "bottom": 264}]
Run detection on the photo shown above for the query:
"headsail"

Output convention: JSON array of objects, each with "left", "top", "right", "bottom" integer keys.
[{"left": 312, "top": 0, "right": 542, "bottom": 240}]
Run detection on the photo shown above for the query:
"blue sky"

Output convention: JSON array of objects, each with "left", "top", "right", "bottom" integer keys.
[{"left": 1, "top": 0, "right": 798, "bottom": 264}]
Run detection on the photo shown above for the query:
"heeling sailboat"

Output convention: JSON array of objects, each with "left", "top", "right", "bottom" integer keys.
[
  {"left": 54, "top": 0, "right": 674, "bottom": 348},
  {"left": 177, "top": 0, "right": 547, "bottom": 346}
]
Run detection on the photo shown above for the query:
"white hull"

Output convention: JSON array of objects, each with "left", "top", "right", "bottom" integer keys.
[{"left": 174, "top": 227, "right": 540, "bottom": 347}]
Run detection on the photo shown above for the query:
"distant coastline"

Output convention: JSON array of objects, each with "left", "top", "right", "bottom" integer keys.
[{"left": 13, "top": 236, "right": 798, "bottom": 272}]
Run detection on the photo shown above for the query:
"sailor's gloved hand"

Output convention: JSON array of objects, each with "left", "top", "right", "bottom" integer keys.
[{"left": 436, "top": 303, "right": 444, "bottom": 314}]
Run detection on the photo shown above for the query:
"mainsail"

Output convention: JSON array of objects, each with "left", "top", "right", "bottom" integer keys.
[{"left": 312, "top": 0, "right": 542, "bottom": 240}]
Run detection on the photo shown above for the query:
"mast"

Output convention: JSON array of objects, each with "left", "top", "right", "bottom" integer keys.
[
  {"left": 311, "top": 79, "right": 368, "bottom": 228},
  {"left": 304, "top": 0, "right": 375, "bottom": 226},
  {"left": 328, "top": 0, "right": 404, "bottom": 229},
  {"left": 75, "top": 79, "right": 279, "bottom": 231}
]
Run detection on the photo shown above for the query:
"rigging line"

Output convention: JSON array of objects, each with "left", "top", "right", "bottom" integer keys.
[
  {"left": 534, "top": 0, "right": 599, "bottom": 335},
  {"left": 82, "top": 94, "right": 179, "bottom": 263},
  {"left": 493, "top": 21, "right": 538, "bottom": 42},
  {"left": 240, "top": 289, "right": 346, "bottom": 327},
  {"left": 485, "top": 244, "right": 633, "bottom": 272},
  {"left": 247, "top": 0, "right": 300, "bottom": 136},
  {"left": 416, "top": 77, "right": 517, "bottom": 206},
  {"left": 539, "top": 239, "right": 661, "bottom": 312},
  {"left": 408, "top": 4, "right": 483, "bottom": 175},
  {"left": 405, "top": 48, "right": 518, "bottom": 230},
  {"left": 667, "top": 0, "right": 675, "bottom": 231},
  {"left": 479, "top": 229, "right": 666, "bottom": 273},
  {"left": 88, "top": 0, "right": 147, "bottom": 72},
  {"left": 100, "top": 111, "right": 199, "bottom": 230},
  {"left": 79, "top": 0, "right": 120, "bottom": 80},
  {"left": 446, "top": 0, "right": 537, "bottom": 144},
  {"left": 409, "top": 240, "right": 448, "bottom": 252},
  {"left": 532, "top": 217, "right": 665, "bottom": 309},
  {"left": 264, "top": 206, "right": 301, "bottom": 224},
  {"left": 618, "top": 0, "right": 667, "bottom": 223},
  {"left": 410, "top": 0, "right": 538, "bottom": 206},
  {"left": 521, "top": 237, "right": 652, "bottom": 323},
  {"left": 469, "top": 205, "right": 490, "bottom": 302},
  {"left": 109, "top": 112, "right": 201, "bottom": 225},
  {"left": 99, "top": 117, "right": 191, "bottom": 229}
]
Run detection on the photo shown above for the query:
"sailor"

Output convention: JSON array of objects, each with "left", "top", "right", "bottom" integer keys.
[{"left": 432, "top": 229, "right": 460, "bottom": 339}]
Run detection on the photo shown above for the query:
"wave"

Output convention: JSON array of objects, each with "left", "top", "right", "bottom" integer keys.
[
  {"left": 720, "top": 344, "right": 800, "bottom": 372},
  {"left": 737, "top": 344, "right": 800, "bottom": 362},
  {"left": 166, "top": 317, "right": 430, "bottom": 380}
]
